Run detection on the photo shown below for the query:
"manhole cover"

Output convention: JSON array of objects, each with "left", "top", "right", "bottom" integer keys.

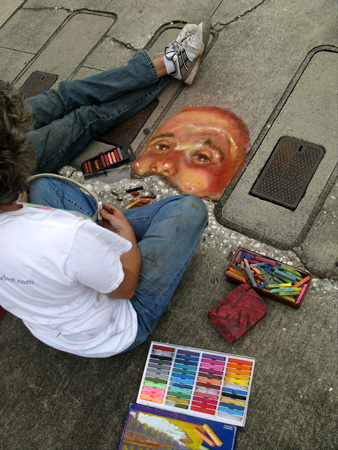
[
  {"left": 21, "top": 71, "right": 58, "bottom": 99},
  {"left": 250, "top": 136, "right": 325, "bottom": 209}
]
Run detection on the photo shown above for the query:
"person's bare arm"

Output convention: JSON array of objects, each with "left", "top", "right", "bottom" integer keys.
[{"left": 99, "top": 204, "right": 141, "bottom": 299}]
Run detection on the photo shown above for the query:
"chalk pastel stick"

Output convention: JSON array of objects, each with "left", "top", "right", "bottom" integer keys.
[
  {"left": 296, "top": 283, "right": 308, "bottom": 303},
  {"left": 229, "top": 265, "right": 248, "bottom": 279},
  {"left": 194, "top": 428, "right": 215, "bottom": 447},
  {"left": 253, "top": 254, "right": 277, "bottom": 265},
  {"left": 117, "top": 147, "right": 124, "bottom": 160},
  {"left": 254, "top": 274, "right": 265, "bottom": 282},
  {"left": 293, "top": 275, "right": 311, "bottom": 288},
  {"left": 228, "top": 358, "right": 253, "bottom": 367},
  {"left": 140, "top": 394, "right": 163, "bottom": 403},
  {"left": 272, "top": 275, "right": 284, "bottom": 284},
  {"left": 277, "top": 291, "right": 300, "bottom": 297},
  {"left": 114, "top": 149, "right": 120, "bottom": 161},
  {"left": 270, "top": 288, "right": 296, "bottom": 293},
  {"left": 251, "top": 265, "right": 261, "bottom": 275},
  {"left": 225, "top": 373, "right": 251, "bottom": 381},
  {"left": 221, "top": 397, "right": 246, "bottom": 406},
  {"left": 274, "top": 269, "right": 297, "bottom": 281},
  {"left": 125, "top": 199, "right": 143, "bottom": 209},
  {"left": 280, "top": 264, "right": 302, "bottom": 278},
  {"left": 234, "top": 251, "right": 242, "bottom": 265},
  {"left": 225, "top": 377, "right": 249, "bottom": 386},
  {"left": 244, "top": 265, "right": 257, "bottom": 287},
  {"left": 226, "top": 271, "right": 246, "bottom": 282},
  {"left": 203, "top": 424, "right": 223, "bottom": 446},
  {"left": 279, "top": 295, "right": 296, "bottom": 302}
]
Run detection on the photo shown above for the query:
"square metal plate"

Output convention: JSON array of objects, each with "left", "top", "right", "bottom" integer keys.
[
  {"left": 250, "top": 136, "right": 325, "bottom": 209},
  {"left": 21, "top": 71, "right": 58, "bottom": 99}
]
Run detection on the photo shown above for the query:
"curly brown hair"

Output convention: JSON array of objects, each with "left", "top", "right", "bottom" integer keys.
[{"left": 0, "top": 80, "right": 35, "bottom": 208}]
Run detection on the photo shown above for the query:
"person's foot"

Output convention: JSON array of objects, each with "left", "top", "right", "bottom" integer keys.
[{"left": 164, "top": 21, "right": 211, "bottom": 85}]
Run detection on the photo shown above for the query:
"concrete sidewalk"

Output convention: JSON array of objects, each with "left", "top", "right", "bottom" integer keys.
[{"left": 1, "top": 1, "right": 337, "bottom": 449}]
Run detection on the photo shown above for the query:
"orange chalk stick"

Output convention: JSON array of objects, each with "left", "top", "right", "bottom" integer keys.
[
  {"left": 194, "top": 428, "right": 215, "bottom": 447},
  {"left": 293, "top": 275, "right": 311, "bottom": 288},
  {"left": 197, "top": 377, "right": 221, "bottom": 386},
  {"left": 125, "top": 199, "right": 142, "bottom": 209},
  {"left": 226, "top": 271, "right": 246, "bottom": 282},
  {"left": 228, "top": 358, "right": 253, "bottom": 367},
  {"left": 225, "top": 372, "right": 251, "bottom": 381},
  {"left": 229, "top": 264, "right": 247, "bottom": 276},
  {"left": 251, "top": 265, "right": 261, "bottom": 275},
  {"left": 140, "top": 395, "right": 163, "bottom": 404},
  {"left": 225, "top": 367, "right": 251, "bottom": 376}
]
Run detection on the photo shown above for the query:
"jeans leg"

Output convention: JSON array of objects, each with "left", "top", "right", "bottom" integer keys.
[
  {"left": 24, "top": 50, "right": 169, "bottom": 173},
  {"left": 123, "top": 195, "right": 208, "bottom": 352},
  {"left": 25, "top": 51, "right": 159, "bottom": 129},
  {"left": 28, "top": 177, "right": 98, "bottom": 219},
  {"left": 30, "top": 77, "right": 169, "bottom": 173}
]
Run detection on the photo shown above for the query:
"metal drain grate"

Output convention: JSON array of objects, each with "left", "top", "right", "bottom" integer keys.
[
  {"left": 21, "top": 71, "right": 58, "bottom": 99},
  {"left": 250, "top": 136, "right": 325, "bottom": 209},
  {"left": 97, "top": 99, "right": 159, "bottom": 147}
]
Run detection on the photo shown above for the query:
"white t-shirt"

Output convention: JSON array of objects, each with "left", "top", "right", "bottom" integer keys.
[{"left": 0, "top": 205, "right": 138, "bottom": 357}]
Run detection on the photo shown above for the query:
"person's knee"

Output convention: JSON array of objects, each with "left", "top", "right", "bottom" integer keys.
[
  {"left": 175, "top": 194, "right": 208, "bottom": 227},
  {"left": 28, "top": 178, "right": 52, "bottom": 204},
  {"left": 28, "top": 177, "right": 64, "bottom": 209}
]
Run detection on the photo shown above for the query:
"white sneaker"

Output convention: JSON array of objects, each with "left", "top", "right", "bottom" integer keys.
[{"left": 165, "top": 21, "right": 211, "bottom": 85}]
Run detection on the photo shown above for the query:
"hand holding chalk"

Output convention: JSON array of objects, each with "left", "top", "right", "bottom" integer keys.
[{"left": 100, "top": 204, "right": 136, "bottom": 244}]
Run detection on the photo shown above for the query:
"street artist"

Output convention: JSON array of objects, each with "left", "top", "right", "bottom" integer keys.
[{"left": 0, "top": 23, "right": 210, "bottom": 357}]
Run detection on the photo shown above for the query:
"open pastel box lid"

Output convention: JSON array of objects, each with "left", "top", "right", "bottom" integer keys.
[{"left": 119, "top": 402, "right": 238, "bottom": 450}]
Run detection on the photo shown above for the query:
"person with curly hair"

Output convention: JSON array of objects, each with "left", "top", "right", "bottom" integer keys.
[
  {"left": 0, "top": 80, "right": 35, "bottom": 207},
  {"left": 0, "top": 23, "right": 210, "bottom": 357}
]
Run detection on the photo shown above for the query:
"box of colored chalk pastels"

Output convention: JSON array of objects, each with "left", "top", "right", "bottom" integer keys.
[
  {"left": 81, "top": 143, "right": 135, "bottom": 178},
  {"left": 136, "top": 342, "right": 255, "bottom": 428},
  {"left": 225, "top": 247, "right": 312, "bottom": 309}
]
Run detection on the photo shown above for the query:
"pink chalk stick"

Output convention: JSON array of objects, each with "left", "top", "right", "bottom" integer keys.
[{"left": 296, "top": 283, "right": 308, "bottom": 304}]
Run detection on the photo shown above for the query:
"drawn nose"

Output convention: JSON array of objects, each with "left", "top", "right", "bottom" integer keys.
[{"left": 150, "top": 156, "right": 177, "bottom": 177}]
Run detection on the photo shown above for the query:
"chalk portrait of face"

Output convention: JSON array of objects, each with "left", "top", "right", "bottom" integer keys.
[{"left": 132, "top": 106, "right": 250, "bottom": 200}]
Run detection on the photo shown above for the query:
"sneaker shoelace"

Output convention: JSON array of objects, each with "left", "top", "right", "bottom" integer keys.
[
  {"left": 172, "top": 41, "right": 188, "bottom": 70},
  {"left": 172, "top": 34, "right": 195, "bottom": 69}
]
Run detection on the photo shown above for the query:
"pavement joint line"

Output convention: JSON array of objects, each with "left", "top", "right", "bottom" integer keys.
[{"left": 212, "top": 0, "right": 269, "bottom": 31}]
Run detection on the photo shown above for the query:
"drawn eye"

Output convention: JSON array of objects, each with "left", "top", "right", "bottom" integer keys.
[
  {"left": 154, "top": 143, "right": 170, "bottom": 152},
  {"left": 191, "top": 152, "right": 211, "bottom": 165}
]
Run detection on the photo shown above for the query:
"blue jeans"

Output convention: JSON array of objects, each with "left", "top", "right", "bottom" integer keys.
[
  {"left": 29, "top": 179, "right": 208, "bottom": 352},
  {"left": 25, "top": 51, "right": 169, "bottom": 173},
  {"left": 27, "top": 51, "right": 208, "bottom": 353}
]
